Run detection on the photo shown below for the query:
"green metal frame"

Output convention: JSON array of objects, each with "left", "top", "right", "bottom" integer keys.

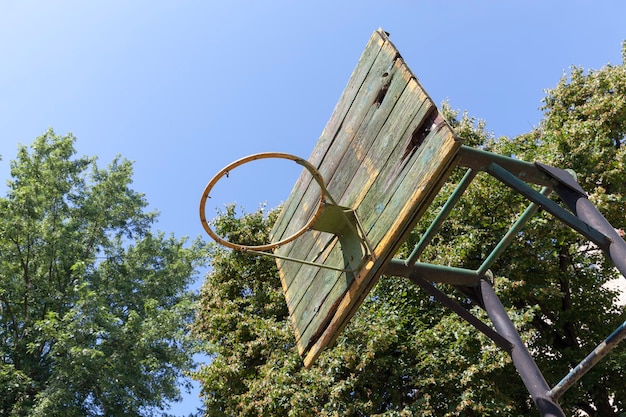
[
  {"left": 382, "top": 145, "right": 626, "bottom": 416},
  {"left": 390, "top": 145, "right": 622, "bottom": 284}
]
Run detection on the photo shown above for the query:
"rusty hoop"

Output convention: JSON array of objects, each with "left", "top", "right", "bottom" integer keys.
[{"left": 199, "top": 152, "right": 328, "bottom": 251}]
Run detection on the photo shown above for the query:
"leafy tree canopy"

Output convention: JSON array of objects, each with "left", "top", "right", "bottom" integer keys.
[
  {"left": 0, "top": 130, "right": 205, "bottom": 417},
  {"left": 193, "top": 43, "right": 626, "bottom": 416}
]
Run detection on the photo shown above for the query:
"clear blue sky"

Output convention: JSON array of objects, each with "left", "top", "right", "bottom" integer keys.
[{"left": 1, "top": 1, "right": 625, "bottom": 415}]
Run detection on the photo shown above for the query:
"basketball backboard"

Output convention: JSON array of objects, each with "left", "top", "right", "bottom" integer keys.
[{"left": 270, "top": 29, "right": 461, "bottom": 367}]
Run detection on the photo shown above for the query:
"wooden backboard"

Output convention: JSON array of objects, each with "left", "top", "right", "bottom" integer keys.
[{"left": 270, "top": 29, "right": 461, "bottom": 367}]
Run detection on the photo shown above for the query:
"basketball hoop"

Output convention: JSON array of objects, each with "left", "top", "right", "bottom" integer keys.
[{"left": 199, "top": 152, "right": 331, "bottom": 252}]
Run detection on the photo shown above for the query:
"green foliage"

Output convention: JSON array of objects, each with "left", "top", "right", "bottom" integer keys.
[
  {"left": 0, "top": 130, "right": 204, "bottom": 416},
  {"left": 193, "top": 45, "right": 626, "bottom": 416}
]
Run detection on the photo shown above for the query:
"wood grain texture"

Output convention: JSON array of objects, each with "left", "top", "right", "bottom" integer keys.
[{"left": 269, "top": 29, "right": 462, "bottom": 362}]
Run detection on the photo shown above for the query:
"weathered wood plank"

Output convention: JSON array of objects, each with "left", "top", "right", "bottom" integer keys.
[
  {"left": 270, "top": 29, "right": 462, "bottom": 363},
  {"left": 325, "top": 57, "right": 412, "bottom": 206},
  {"left": 292, "top": 73, "right": 433, "bottom": 349},
  {"left": 274, "top": 32, "right": 400, "bottom": 295},
  {"left": 287, "top": 58, "right": 413, "bottom": 345},
  {"left": 271, "top": 29, "right": 391, "bottom": 355},
  {"left": 304, "top": 126, "right": 460, "bottom": 366},
  {"left": 270, "top": 30, "right": 386, "bottom": 243},
  {"left": 295, "top": 94, "right": 453, "bottom": 351}
]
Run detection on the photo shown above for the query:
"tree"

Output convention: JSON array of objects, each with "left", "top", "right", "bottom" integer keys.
[
  {"left": 192, "top": 43, "right": 626, "bottom": 416},
  {"left": 0, "top": 130, "right": 204, "bottom": 417}
]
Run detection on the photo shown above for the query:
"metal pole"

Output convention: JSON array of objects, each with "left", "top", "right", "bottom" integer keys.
[
  {"left": 485, "top": 162, "right": 611, "bottom": 251},
  {"left": 407, "top": 274, "right": 513, "bottom": 352},
  {"left": 457, "top": 145, "right": 554, "bottom": 187},
  {"left": 477, "top": 187, "right": 551, "bottom": 276},
  {"left": 548, "top": 320, "right": 626, "bottom": 400},
  {"left": 479, "top": 280, "right": 565, "bottom": 417},
  {"left": 553, "top": 183, "right": 626, "bottom": 280},
  {"left": 386, "top": 258, "right": 481, "bottom": 286},
  {"left": 405, "top": 168, "right": 476, "bottom": 265}
]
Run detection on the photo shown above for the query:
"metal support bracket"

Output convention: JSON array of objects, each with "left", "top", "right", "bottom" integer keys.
[
  {"left": 386, "top": 146, "right": 626, "bottom": 413},
  {"left": 243, "top": 202, "right": 373, "bottom": 273},
  {"left": 308, "top": 202, "right": 373, "bottom": 273},
  {"left": 406, "top": 273, "right": 513, "bottom": 352}
]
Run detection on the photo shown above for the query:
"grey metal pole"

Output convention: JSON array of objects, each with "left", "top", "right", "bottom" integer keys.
[
  {"left": 479, "top": 280, "right": 565, "bottom": 417},
  {"left": 553, "top": 183, "right": 626, "bottom": 279},
  {"left": 485, "top": 162, "right": 611, "bottom": 250},
  {"left": 477, "top": 187, "right": 552, "bottom": 276},
  {"left": 548, "top": 320, "right": 626, "bottom": 400}
]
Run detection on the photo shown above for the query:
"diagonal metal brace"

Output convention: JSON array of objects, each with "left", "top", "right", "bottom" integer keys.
[
  {"left": 485, "top": 162, "right": 612, "bottom": 251},
  {"left": 406, "top": 274, "right": 513, "bottom": 353},
  {"left": 536, "top": 162, "right": 626, "bottom": 280},
  {"left": 477, "top": 279, "right": 566, "bottom": 417},
  {"left": 548, "top": 320, "right": 626, "bottom": 400}
]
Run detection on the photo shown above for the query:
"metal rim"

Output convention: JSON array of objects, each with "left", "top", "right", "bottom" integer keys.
[{"left": 199, "top": 152, "right": 327, "bottom": 251}]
